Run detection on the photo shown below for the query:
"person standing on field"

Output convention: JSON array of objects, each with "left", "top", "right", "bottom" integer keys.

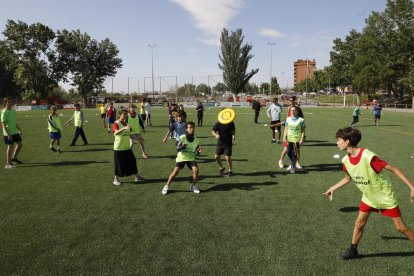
[
  {"left": 2, "top": 97, "right": 23, "bottom": 168},
  {"left": 324, "top": 127, "right": 414, "bottom": 260},
  {"left": 252, "top": 98, "right": 261, "bottom": 123},
  {"left": 48, "top": 105, "right": 63, "bottom": 153},
  {"left": 267, "top": 97, "right": 282, "bottom": 143},
  {"left": 66, "top": 103, "right": 88, "bottom": 146}
]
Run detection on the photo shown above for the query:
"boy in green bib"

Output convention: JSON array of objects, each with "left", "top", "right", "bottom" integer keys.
[
  {"left": 324, "top": 127, "right": 414, "bottom": 260},
  {"left": 161, "top": 121, "right": 202, "bottom": 195},
  {"left": 47, "top": 105, "right": 63, "bottom": 153}
]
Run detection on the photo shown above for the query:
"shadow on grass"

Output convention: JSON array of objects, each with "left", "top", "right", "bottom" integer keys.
[
  {"left": 240, "top": 170, "right": 281, "bottom": 178},
  {"left": 196, "top": 158, "right": 248, "bottom": 164},
  {"left": 203, "top": 181, "right": 276, "bottom": 192},
  {"left": 64, "top": 148, "right": 112, "bottom": 153},
  {"left": 302, "top": 142, "right": 337, "bottom": 147},
  {"left": 84, "top": 143, "right": 113, "bottom": 146},
  {"left": 141, "top": 155, "right": 176, "bottom": 160},
  {"left": 358, "top": 124, "right": 402, "bottom": 127},
  {"left": 301, "top": 163, "right": 342, "bottom": 172},
  {"left": 380, "top": 235, "right": 409, "bottom": 241},
  {"left": 339, "top": 206, "right": 359, "bottom": 212},
  {"left": 360, "top": 251, "right": 414, "bottom": 258},
  {"left": 25, "top": 160, "right": 110, "bottom": 167}
]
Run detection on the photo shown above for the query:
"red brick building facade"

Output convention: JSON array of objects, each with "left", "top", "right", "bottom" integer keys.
[{"left": 294, "top": 59, "right": 316, "bottom": 85}]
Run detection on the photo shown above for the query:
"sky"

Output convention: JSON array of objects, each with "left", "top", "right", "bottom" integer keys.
[{"left": 0, "top": 0, "right": 389, "bottom": 93}]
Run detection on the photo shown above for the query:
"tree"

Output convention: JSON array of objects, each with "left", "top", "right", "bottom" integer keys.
[
  {"left": 218, "top": 28, "right": 259, "bottom": 98},
  {"left": 2, "top": 20, "right": 57, "bottom": 100},
  {"left": 270, "top": 77, "right": 281, "bottom": 94},
  {"left": 196, "top": 83, "right": 209, "bottom": 95},
  {"left": 213, "top": 82, "right": 227, "bottom": 93},
  {"left": 51, "top": 29, "right": 122, "bottom": 105},
  {"left": 0, "top": 40, "right": 20, "bottom": 99}
]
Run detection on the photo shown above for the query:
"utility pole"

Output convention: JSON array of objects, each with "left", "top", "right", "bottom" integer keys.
[
  {"left": 267, "top": 42, "right": 276, "bottom": 96},
  {"left": 148, "top": 43, "right": 156, "bottom": 99}
]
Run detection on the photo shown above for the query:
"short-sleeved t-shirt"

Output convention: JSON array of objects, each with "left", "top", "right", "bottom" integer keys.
[
  {"left": 212, "top": 122, "right": 235, "bottom": 145},
  {"left": 342, "top": 148, "right": 388, "bottom": 174},
  {"left": 170, "top": 121, "right": 187, "bottom": 140},
  {"left": 1, "top": 108, "right": 18, "bottom": 136}
]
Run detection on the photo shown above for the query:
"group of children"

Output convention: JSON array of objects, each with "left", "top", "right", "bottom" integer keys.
[
  {"left": 351, "top": 102, "right": 383, "bottom": 127},
  {"left": 2, "top": 96, "right": 414, "bottom": 261}
]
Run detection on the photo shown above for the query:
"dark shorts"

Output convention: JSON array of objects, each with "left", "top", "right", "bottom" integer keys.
[
  {"left": 176, "top": 161, "right": 198, "bottom": 170},
  {"left": 140, "top": 114, "right": 147, "bottom": 121},
  {"left": 108, "top": 117, "right": 115, "bottom": 124},
  {"left": 374, "top": 114, "right": 381, "bottom": 119},
  {"left": 359, "top": 201, "right": 401, "bottom": 218},
  {"left": 101, "top": 114, "right": 106, "bottom": 119},
  {"left": 4, "top": 134, "right": 22, "bottom": 145},
  {"left": 50, "top": 132, "right": 62, "bottom": 139},
  {"left": 270, "top": 120, "right": 281, "bottom": 131},
  {"left": 146, "top": 113, "right": 151, "bottom": 119},
  {"left": 216, "top": 141, "right": 232, "bottom": 156}
]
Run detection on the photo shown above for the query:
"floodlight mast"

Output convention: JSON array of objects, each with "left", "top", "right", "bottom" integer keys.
[{"left": 148, "top": 43, "right": 157, "bottom": 99}]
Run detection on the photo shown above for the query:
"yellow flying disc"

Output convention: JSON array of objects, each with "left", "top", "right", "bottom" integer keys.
[{"left": 218, "top": 108, "right": 236, "bottom": 124}]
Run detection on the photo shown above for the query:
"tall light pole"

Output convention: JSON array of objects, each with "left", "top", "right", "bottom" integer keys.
[
  {"left": 267, "top": 42, "right": 275, "bottom": 96},
  {"left": 148, "top": 43, "right": 156, "bottom": 98}
]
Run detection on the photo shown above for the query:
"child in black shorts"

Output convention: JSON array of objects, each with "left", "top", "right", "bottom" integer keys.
[{"left": 212, "top": 120, "right": 236, "bottom": 176}]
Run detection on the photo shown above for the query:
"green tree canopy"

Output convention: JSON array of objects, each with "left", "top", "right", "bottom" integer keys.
[
  {"left": 51, "top": 29, "right": 122, "bottom": 105},
  {"left": 218, "top": 28, "right": 259, "bottom": 97}
]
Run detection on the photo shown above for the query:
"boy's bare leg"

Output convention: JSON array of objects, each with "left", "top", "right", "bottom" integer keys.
[
  {"left": 12, "top": 142, "right": 22, "bottom": 159},
  {"left": 392, "top": 217, "right": 414, "bottom": 244},
  {"left": 351, "top": 211, "right": 371, "bottom": 245},
  {"left": 192, "top": 166, "right": 199, "bottom": 184},
  {"left": 166, "top": 167, "right": 180, "bottom": 186},
  {"left": 225, "top": 156, "right": 233, "bottom": 171}
]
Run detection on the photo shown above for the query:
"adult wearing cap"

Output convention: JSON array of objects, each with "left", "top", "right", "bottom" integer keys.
[
  {"left": 252, "top": 98, "right": 261, "bottom": 123},
  {"left": 267, "top": 97, "right": 283, "bottom": 143}
]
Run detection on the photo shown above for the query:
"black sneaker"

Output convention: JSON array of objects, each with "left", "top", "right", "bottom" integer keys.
[
  {"left": 50, "top": 147, "right": 57, "bottom": 152},
  {"left": 219, "top": 168, "right": 225, "bottom": 176},
  {"left": 337, "top": 248, "right": 359, "bottom": 260},
  {"left": 11, "top": 158, "right": 23, "bottom": 164},
  {"left": 228, "top": 171, "right": 234, "bottom": 177},
  {"left": 271, "top": 139, "right": 276, "bottom": 143},
  {"left": 57, "top": 148, "right": 62, "bottom": 153}
]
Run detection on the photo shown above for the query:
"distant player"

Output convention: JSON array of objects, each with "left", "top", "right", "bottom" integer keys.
[
  {"left": 267, "top": 97, "right": 282, "bottom": 143},
  {"left": 127, "top": 106, "right": 148, "bottom": 159},
  {"left": 145, "top": 99, "right": 152, "bottom": 127},
  {"left": 161, "top": 121, "right": 202, "bottom": 195},
  {"left": 2, "top": 97, "right": 23, "bottom": 168},
  {"left": 47, "top": 105, "right": 63, "bottom": 153},
  {"left": 350, "top": 105, "right": 362, "bottom": 127},
  {"left": 66, "top": 103, "right": 88, "bottom": 146},
  {"left": 163, "top": 112, "right": 186, "bottom": 144},
  {"left": 373, "top": 103, "right": 382, "bottom": 126},
  {"left": 324, "top": 127, "right": 414, "bottom": 260},
  {"left": 282, "top": 106, "right": 305, "bottom": 174},
  {"left": 106, "top": 102, "right": 116, "bottom": 133},
  {"left": 99, "top": 104, "right": 106, "bottom": 128}
]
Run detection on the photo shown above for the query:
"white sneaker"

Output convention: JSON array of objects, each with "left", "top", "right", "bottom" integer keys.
[
  {"left": 113, "top": 179, "right": 121, "bottom": 186},
  {"left": 162, "top": 185, "right": 169, "bottom": 195},
  {"left": 5, "top": 163, "right": 16, "bottom": 169},
  {"left": 296, "top": 162, "right": 302, "bottom": 170},
  {"left": 278, "top": 160, "right": 284, "bottom": 168},
  {"left": 286, "top": 165, "right": 291, "bottom": 171},
  {"left": 191, "top": 184, "right": 200, "bottom": 194},
  {"left": 134, "top": 176, "right": 143, "bottom": 183}
]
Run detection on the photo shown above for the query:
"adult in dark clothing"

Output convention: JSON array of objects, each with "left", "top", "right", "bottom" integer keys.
[
  {"left": 196, "top": 101, "right": 204, "bottom": 127},
  {"left": 252, "top": 98, "right": 261, "bottom": 123},
  {"left": 212, "top": 121, "right": 236, "bottom": 177}
]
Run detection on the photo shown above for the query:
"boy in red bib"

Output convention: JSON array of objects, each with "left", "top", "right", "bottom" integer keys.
[{"left": 324, "top": 127, "right": 414, "bottom": 260}]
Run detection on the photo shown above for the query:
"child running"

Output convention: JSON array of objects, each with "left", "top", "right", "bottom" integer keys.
[
  {"left": 212, "top": 117, "right": 236, "bottom": 177},
  {"left": 161, "top": 121, "right": 202, "bottom": 195},
  {"left": 351, "top": 105, "right": 362, "bottom": 127},
  {"left": 47, "top": 105, "right": 63, "bottom": 153},
  {"left": 127, "top": 106, "right": 148, "bottom": 159},
  {"left": 112, "top": 109, "right": 143, "bottom": 185},
  {"left": 324, "top": 127, "right": 414, "bottom": 260}
]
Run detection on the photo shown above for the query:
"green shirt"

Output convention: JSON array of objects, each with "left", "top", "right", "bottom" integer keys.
[
  {"left": 74, "top": 110, "right": 83, "bottom": 127},
  {"left": 1, "top": 108, "right": 18, "bottom": 136},
  {"left": 113, "top": 120, "right": 131, "bottom": 151},
  {"left": 342, "top": 149, "right": 398, "bottom": 209},
  {"left": 176, "top": 134, "right": 199, "bottom": 162},
  {"left": 285, "top": 117, "right": 305, "bottom": 142},
  {"left": 128, "top": 115, "right": 141, "bottom": 135}
]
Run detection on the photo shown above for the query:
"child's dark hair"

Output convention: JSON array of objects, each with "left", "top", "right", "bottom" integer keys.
[
  {"left": 175, "top": 112, "right": 183, "bottom": 118},
  {"left": 186, "top": 121, "right": 195, "bottom": 128},
  {"left": 336, "top": 127, "right": 361, "bottom": 147}
]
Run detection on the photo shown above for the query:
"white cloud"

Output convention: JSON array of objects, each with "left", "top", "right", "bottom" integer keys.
[
  {"left": 171, "top": 0, "right": 244, "bottom": 45},
  {"left": 259, "top": 28, "right": 284, "bottom": 38}
]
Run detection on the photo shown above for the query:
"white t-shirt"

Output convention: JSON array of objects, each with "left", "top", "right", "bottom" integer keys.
[
  {"left": 145, "top": 103, "right": 151, "bottom": 114},
  {"left": 267, "top": 103, "right": 282, "bottom": 121}
]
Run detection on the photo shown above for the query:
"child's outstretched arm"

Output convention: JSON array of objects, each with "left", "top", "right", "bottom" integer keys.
[
  {"left": 324, "top": 174, "right": 351, "bottom": 201},
  {"left": 385, "top": 164, "right": 414, "bottom": 202},
  {"left": 163, "top": 130, "right": 171, "bottom": 143}
]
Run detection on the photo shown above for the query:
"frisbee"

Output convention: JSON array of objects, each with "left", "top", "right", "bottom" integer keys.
[
  {"left": 333, "top": 154, "right": 340, "bottom": 159},
  {"left": 218, "top": 108, "right": 236, "bottom": 124}
]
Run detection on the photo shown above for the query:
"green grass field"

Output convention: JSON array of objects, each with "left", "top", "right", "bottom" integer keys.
[{"left": 1, "top": 106, "right": 414, "bottom": 275}]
